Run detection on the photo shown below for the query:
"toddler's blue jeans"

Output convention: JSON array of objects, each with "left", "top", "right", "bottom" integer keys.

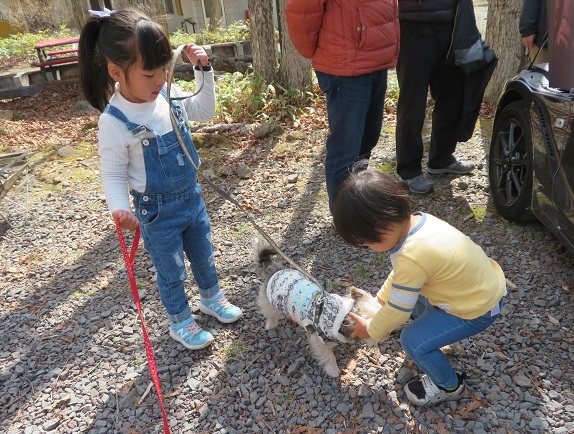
[{"left": 400, "top": 296, "right": 502, "bottom": 389}]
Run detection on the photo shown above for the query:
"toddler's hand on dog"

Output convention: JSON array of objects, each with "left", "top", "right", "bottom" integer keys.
[{"left": 347, "top": 312, "right": 370, "bottom": 339}]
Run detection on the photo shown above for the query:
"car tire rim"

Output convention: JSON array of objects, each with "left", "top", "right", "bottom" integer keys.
[{"left": 494, "top": 119, "right": 528, "bottom": 207}]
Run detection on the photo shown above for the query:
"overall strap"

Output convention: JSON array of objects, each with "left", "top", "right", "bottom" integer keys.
[
  {"left": 161, "top": 87, "right": 184, "bottom": 113},
  {"left": 103, "top": 105, "right": 148, "bottom": 137}
]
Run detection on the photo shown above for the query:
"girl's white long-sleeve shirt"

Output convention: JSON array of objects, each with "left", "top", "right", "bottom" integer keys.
[{"left": 97, "top": 69, "right": 216, "bottom": 213}]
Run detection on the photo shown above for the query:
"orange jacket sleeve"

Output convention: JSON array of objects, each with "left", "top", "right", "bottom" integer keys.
[{"left": 285, "top": 0, "right": 326, "bottom": 59}]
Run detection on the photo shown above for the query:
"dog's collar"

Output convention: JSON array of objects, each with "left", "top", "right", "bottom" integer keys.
[{"left": 305, "top": 292, "right": 325, "bottom": 335}]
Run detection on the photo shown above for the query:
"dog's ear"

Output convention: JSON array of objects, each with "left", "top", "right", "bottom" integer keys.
[{"left": 349, "top": 286, "right": 369, "bottom": 301}]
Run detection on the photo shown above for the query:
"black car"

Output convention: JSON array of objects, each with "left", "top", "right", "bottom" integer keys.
[{"left": 488, "top": 64, "right": 574, "bottom": 253}]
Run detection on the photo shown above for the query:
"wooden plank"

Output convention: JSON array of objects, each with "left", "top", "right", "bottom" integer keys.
[
  {"left": 0, "top": 152, "right": 28, "bottom": 175},
  {"left": 0, "top": 164, "right": 26, "bottom": 202},
  {"left": 0, "top": 85, "right": 42, "bottom": 100},
  {"left": 0, "top": 151, "right": 27, "bottom": 162},
  {"left": 46, "top": 49, "right": 78, "bottom": 56},
  {"left": 35, "top": 36, "right": 79, "bottom": 50},
  {"left": 33, "top": 56, "right": 78, "bottom": 68}
]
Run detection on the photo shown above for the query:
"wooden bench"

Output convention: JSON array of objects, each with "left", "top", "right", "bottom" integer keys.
[
  {"left": 32, "top": 56, "right": 78, "bottom": 69},
  {"left": 46, "top": 48, "right": 78, "bottom": 57},
  {"left": 34, "top": 36, "right": 79, "bottom": 79}
]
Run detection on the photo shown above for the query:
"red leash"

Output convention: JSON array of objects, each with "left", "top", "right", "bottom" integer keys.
[{"left": 115, "top": 219, "right": 171, "bottom": 434}]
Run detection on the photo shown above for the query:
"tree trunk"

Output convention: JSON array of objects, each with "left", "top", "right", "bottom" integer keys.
[
  {"left": 483, "top": 0, "right": 529, "bottom": 104},
  {"left": 68, "top": 0, "right": 86, "bottom": 31},
  {"left": 209, "top": 0, "right": 224, "bottom": 29},
  {"left": 123, "top": 0, "right": 168, "bottom": 30},
  {"left": 247, "top": 0, "right": 277, "bottom": 83},
  {"left": 275, "top": 0, "right": 312, "bottom": 90}
]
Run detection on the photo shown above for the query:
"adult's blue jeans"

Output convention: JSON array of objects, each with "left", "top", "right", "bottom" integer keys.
[
  {"left": 400, "top": 296, "right": 502, "bottom": 389},
  {"left": 315, "top": 69, "right": 388, "bottom": 211}
]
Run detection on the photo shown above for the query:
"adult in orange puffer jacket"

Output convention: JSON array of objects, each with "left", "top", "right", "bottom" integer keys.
[{"left": 286, "top": 0, "right": 400, "bottom": 213}]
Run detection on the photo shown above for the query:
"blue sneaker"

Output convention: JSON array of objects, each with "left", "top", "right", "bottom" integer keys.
[
  {"left": 170, "top": 317, "right": 214, "bottom": 350},
  {"left": 199, "top": 294, "right": 243, "bottom": 323}
]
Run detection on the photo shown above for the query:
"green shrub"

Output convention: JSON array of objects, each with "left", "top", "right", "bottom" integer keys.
[
  {"left": 170, "top": 20, "right": 250, "bottom": 47},
  {"left": 177, "top": 69, "right": 316, "bottom": 124},
  {"left": 0, "top": 26, "right": 75, "bottom": 61},
  {"left": 385, "top": 71, "right": 399, "bottom": 109},
  {"left": 218, "top": 71, "right": 314, "bottom": 123}
]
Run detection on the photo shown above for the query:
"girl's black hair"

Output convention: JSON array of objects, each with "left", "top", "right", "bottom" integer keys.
[
  {"left": 79, "top": 8, "right": 173, "bottom": 112},
  {"left": 332, "top": 163, "right": 412, "bottom": 247}
]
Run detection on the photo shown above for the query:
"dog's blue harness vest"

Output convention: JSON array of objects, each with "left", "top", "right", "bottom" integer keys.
[{"left": 266, "top": 269, "right": 354, "bottom": 342}]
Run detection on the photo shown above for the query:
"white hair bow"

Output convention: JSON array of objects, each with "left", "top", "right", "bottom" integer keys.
[{"left": 88, "top": 7, "right": 115, "bottom": 18}]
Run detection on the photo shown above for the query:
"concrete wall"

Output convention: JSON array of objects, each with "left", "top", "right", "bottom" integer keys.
[{"left": 165, "top": 0, "right": 273, "bottom": 34}]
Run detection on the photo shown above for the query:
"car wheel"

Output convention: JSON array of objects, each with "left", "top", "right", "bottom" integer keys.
[{"left": 488, "top": 101, "right": 536, "bottom": 222}]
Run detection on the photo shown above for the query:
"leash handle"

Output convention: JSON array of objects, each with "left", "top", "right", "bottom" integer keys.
[{"left": 115, "top": 219, "right": 171, "bottom": 434}]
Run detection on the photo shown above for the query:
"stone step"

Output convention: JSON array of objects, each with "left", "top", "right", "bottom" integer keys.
[{"left": 0, "top": 64, "right": 79, "bottom": 99}]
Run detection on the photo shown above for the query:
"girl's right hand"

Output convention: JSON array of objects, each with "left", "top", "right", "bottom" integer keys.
[
  {"left": 182, "top": 43, "right": 209, "bottom": 67},
  {"left": 112, "top": 210, "right": 139, "bottom": 231}
]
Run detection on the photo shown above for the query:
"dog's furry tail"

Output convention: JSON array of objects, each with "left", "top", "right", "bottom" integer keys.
[
  {"left": 254, "top": 239, "right": 277, "bottom": 269},
  {"left": 253, "top": 237, "right": 284, "bottom": 280}
]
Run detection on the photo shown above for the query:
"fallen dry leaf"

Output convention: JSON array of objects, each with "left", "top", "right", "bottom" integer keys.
[
  {"left": 560, "top": 279, "right": 573, "bottom": 292},
  {"left": 0, "top": 82, "right": 99, "bottom": 152},
  {"left": 60, "top": 334, "right": 75, "bottom": 343}
]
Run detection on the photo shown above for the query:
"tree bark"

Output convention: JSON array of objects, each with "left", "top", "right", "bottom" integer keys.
[
  {"left": 275, "top": 0, "right": 312, "bottom": 90},
  {"left": 68, "top": 0, "right": 86, "bottom": 31},
  {"left": 247, "top": 0, "right": 277, "bottom": 83},
  {"left": 123, "top": 0, "right": 168, "bottom": 29},
  {"left": 209, "top": 0, "right": 224, "bottom": 29},
  {"left": 483, "top": 0, "right": 529, "bottom": 104}
]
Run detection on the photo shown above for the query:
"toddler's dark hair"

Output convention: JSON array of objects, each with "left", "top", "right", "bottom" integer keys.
[
  {"left": 333, "top": 163, "right": 412, "bottom": 247},
  {"left": 79, "top": 8, "right": 173, "bottom": 112}
]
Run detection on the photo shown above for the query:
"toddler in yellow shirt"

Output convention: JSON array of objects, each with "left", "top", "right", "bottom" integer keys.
[{"left": 332, "top": 164, "right": 506, "bottom": 406}]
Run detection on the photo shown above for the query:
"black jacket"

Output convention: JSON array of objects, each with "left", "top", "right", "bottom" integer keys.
[
  {"left": 398, "top": 0, "right": 456, "bottom": 23},
  {"left": 448, "top": 0, "right": 498, "bottom": 141},
  {"left": 519, "top": 0, "right": 548, "bottom": 48}
]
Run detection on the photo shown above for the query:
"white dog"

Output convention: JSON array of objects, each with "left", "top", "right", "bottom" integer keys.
[{"left": 254, "top": 240, "right": 381, "bottom": 377}]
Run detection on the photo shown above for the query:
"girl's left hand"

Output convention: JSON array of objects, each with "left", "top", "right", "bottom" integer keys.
[
  {"left": 347, "top": 312, "right": 371, "bottom": 339},
  {"left": 182, "top": 43, "right": 209, "bottom": 67}
]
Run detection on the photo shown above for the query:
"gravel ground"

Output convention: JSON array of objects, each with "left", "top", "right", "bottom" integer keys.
[{"left": 1, "top": 87, "right": 574, "bottom": 434}]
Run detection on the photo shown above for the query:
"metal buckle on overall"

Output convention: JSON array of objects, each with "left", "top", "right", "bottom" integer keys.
[{"left": 131, "top": 126, "right": 147, "bottom": 136}]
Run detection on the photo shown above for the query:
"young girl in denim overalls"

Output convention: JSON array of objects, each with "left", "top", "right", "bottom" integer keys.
[{"left": 79, "top": 8, "right": 242, "bottom": 350}]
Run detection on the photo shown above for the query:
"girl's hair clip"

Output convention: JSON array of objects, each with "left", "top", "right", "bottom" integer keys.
[{"left": 88, "top": 7, "right": 115, "bottom": 18}]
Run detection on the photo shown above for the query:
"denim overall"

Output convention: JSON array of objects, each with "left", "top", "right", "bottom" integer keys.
[{"left": 104, "top": 91, "right": 221, "bottom": 324}]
